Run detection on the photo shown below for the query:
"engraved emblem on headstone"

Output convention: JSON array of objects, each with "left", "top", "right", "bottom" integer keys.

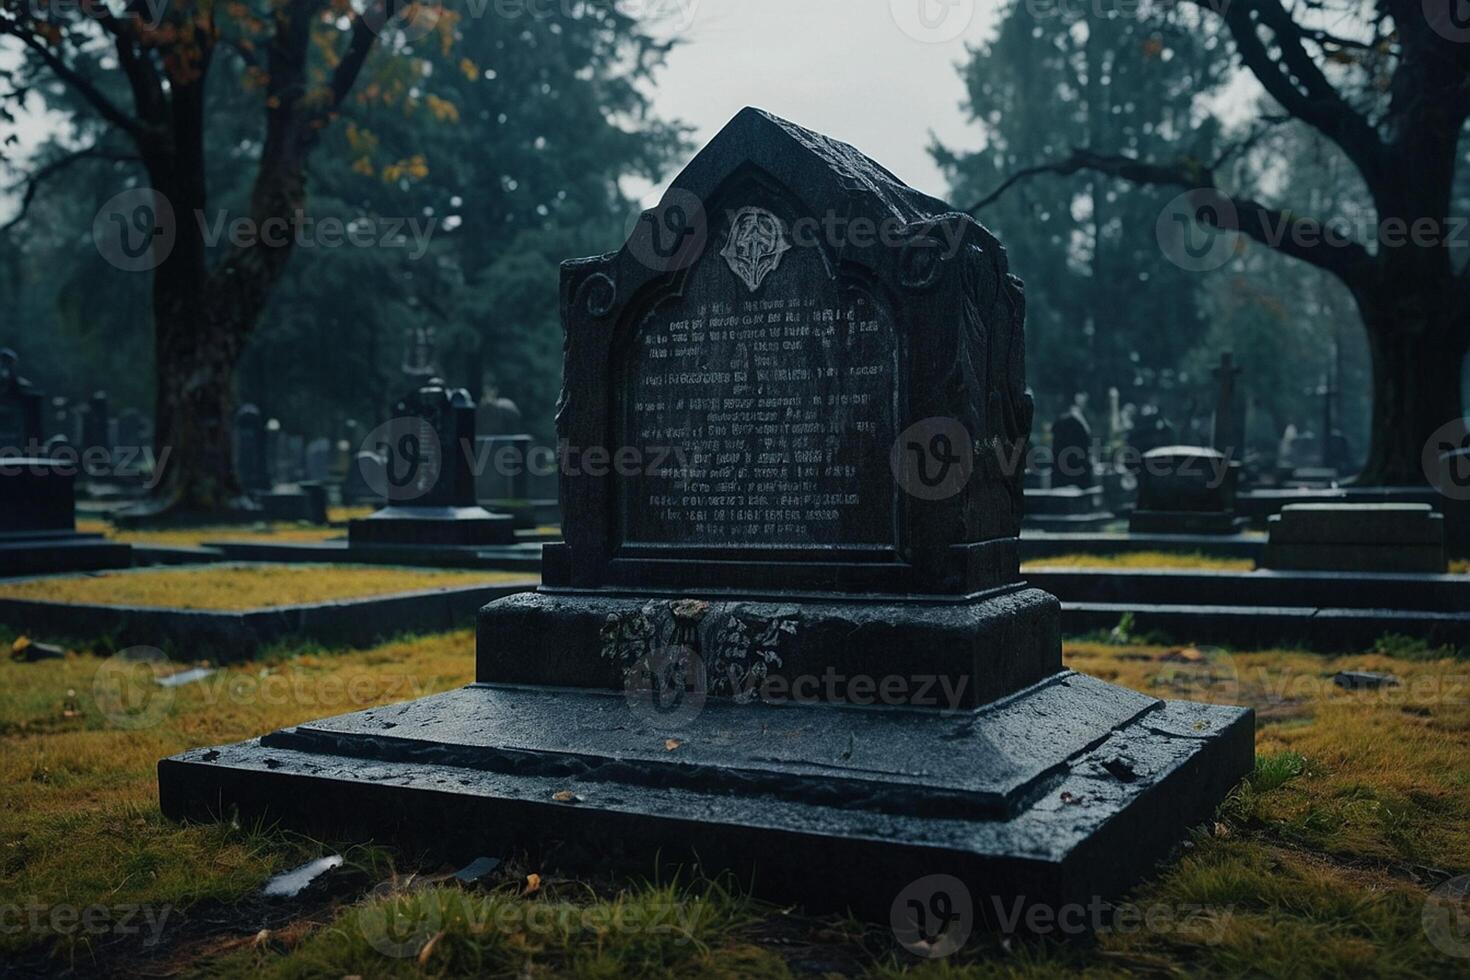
[{"left": 720, "top": 206, "right": 791, "bottom": 292}]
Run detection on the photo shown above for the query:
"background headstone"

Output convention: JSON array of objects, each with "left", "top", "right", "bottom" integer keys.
[{"left": 234, "top": 404, "right": 270, "bottom": 493}]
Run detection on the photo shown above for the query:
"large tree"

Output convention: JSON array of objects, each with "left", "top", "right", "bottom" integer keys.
[
  {"left": 1, "top": 0, "right": 440, "bottom": 514},
  {"left": 969, "top": 0, "right": 1470, "bottom": 484},
  {"left": 936, "top": 2, "right": 1233, "bottom": 423}
]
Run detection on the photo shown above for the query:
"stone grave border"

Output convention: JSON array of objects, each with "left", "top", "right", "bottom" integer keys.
[
  {"left": 0, "top": 563, "right": 538, "bottom": 661},
  {"left": 1027, "top": 567, "right": 1470, "bottom": 650}
]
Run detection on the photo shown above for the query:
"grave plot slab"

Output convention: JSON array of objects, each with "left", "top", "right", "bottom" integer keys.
[
  {"left": 1027, "top": 567, "right": 1470, "bottom": 650},
  {"left": 1263, "top": 503, "right": 1447, "bottom": 573},
  {"left": 161, "top": 674, "right": 1250, "bottom": 919},
  {"left": 0, "top": 564, "right": 536, "bottom": 661},
  {"left": 1019, "top": 530, "right": 1264, "bottom": 562},
  {"left": 160, "top": 108, "right": 1250, "bottom": 921},
  {"left": 206, "top": 538, "right": 543, "bottom": 572}
]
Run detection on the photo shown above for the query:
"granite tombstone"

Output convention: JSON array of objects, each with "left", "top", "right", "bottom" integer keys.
[
  {"left": 0, "top": 351, "right": 130, "bottom": 572},
  {"left": 347, "top": 380, "right": 516, "bottom": 546},
  {"left": 234, "top": 404, "right": 270, "bottom": 493},
  {"left": 1129, "top": 445, "right": 1245, "bottom": 534},
  {"left": 161, "top": 109, "right": 1251, "bottom": 920},
  {"left": 0, "top": 349, "right": 43, "bottom": 456}
]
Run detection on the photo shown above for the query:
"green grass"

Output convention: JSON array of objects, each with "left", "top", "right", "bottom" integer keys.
[
  {"left": 2, "top": 623, "right": 1468, "bottom": 975},
  {"left": 1021, "top": 550, "right": 1255, "bottom": 571},
  {"left": 0, "top": 565, "right": 533, "bottom": 610}
]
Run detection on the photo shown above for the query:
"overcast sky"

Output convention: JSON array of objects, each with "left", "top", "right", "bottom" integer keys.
[
  {"left": 636, "top": 0, "right": 999, "bottom": 201},
  {"left": 0, "top": 0, "right": 1000, "bottom": 220}
]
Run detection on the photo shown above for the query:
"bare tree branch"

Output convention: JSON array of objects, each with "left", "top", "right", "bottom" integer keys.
[
  {"left": 324, "top": 0, "right": 401, "bottom": 116},
  {"left": 0, "top": 22, "right": 150, "bottom": 144},
  {"left": 968, "top": 148, "right": 1375, "bottom": 282},
  {"left": 1185, "top": 0, "right": 1386, "bottom": 183},
  {"left": 2, "top": 144, "right": 139, "bottom": 233}
]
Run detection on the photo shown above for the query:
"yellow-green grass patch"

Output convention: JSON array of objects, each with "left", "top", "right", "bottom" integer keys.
[
  {"left": 1023, "top": 550, "right": 1255, "bottom": 571},
  {"left": 0, "top": 565, "right": 533, "bottom": 611},
  {"left": 1, "top": 629, "right": 1467, "bottom": 974},
  {"left": 77, "top": 518, "right": 343, "bottom": 548}
]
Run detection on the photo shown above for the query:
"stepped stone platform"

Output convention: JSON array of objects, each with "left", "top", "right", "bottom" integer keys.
[{"left": 159, "top": 108, "right": 1250, "bottom": 921}]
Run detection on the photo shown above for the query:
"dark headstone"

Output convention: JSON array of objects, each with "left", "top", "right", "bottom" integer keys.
[
  {"left": 161, "top": 108, "right": 1250, "bottom": 922},
  {"left": 1263, "top": 503, "right": 1446, "bottom": 573},
  {"left": 0, "top": 349, "right": 44, "bottom": 456},
  {"left": 305, "top": 437, "right": 333, "bottom": 483},
  {"left": 1050, "top": 401, "right": 1094, "bottom": 490},
  {"left": 1129, "top": 445, "right": 1244, "bottom": 535},
  {"left": 476, "top": 392, "right": 523, "bottom": 437},
  {"left": 1210, "top": 352, "right": 1244, "bottom": 459},
  {"left": 342, "top": 450, "right": 385, "bottom": 505},
  {"left": 347, "top": 381, "right": 515, "bottom": 546},
  {"left": 234, "top": 404, "right": 270, "bottom": 493},
  {"left": 81, "top": 391, "right": 110, "bottom": 458}
]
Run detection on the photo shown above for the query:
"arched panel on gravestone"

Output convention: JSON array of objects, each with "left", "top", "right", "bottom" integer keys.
[{"left": 608, "top": 161, "right": 903, "bottom": 561}]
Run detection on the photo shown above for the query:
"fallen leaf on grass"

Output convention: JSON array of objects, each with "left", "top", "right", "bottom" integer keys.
[
  {"left": 1160, "top": 647, "right": 1205, "bottom": 663},
  {"left": 417, "top": 929, "right": 446, "bottom": 966}
]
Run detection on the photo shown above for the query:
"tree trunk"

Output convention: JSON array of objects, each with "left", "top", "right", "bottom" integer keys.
[{"left": 1354, "top": 285, "right": 1469, "bottom": 486}]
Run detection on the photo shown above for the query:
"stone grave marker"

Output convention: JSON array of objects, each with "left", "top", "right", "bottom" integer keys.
[
  {"left": 347, "top": 380, "right": 515, "bottom": 545},
  {"left": 0, "top": 349, "right": 44, "bottom": 456},
  {"left": 1263, "top": 503, "right": 1446, "bottom": 573},
  {"left": 305, "top": 437, "right": 333, "bottom": 483},
  {"left": 0, "top": 352, "right": 130, "bottom": 572},
  {"left": 1049, "top": 395, "right": 1095, "bottom": 490},
  {"left": 234, "top": 404, "right": 270, "bottom": 492},
  {"left": 160, "top": 108, "right": 1251, "bottom": 920},
  {"left": 1129, "top": 445, "right": 1244, "bottom": 534}
]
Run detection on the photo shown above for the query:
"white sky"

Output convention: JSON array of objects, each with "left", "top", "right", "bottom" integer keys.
[{"left": 633, "top": 0, "right": 1000, "bottom": 201}]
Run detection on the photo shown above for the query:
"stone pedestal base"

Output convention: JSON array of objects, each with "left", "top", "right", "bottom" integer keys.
[
  {"left": 160, "top": 583, "right": 1253, "bottom": 918},
  {"left": 1262, "top": 503, "right": 1446, "bottom": 573},
  {"left": 348, "top": 505, "right": 516, "bottom": 547},
  {"left": 158, "top": 673, "right": 1251, "bottom": 919},
  {"left": 1129, "top": 510, "right": 1246, "bottom": 535},
  {"left": 477, "top": 586, "right": 1061, "bottom": 709}
]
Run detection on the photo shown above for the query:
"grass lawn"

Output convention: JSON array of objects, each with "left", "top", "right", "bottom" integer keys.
[
  {"left": 1022, "top": 551, "right": 1256, "bottom": 572},
  {"left": 1027, "top": 551, "right": 1470, "bottom": 575},
  {"left": 77, "top": 518, "right": 344, "bottom": 548},
  {"left": 1, "top": 624, "right": 1467, "bottom": 976},
  {"left": 0, "top": 565, "right": 533, "bottom": 611}
]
